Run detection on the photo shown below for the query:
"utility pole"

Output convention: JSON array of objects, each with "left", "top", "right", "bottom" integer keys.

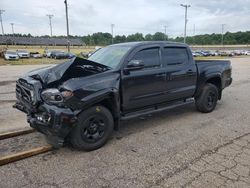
[
  {"left": 193, "top": 24, "right": 196, "bottom": 45},
  {"left": 10, "top": 23, "right": 14, "bottom": 35},
  {"left": 221, "top": 24, "right": 226, "bottom": 47},
  {"left": 64, "top": 0, "right": 70, "bottom": 52},
  {"left": 111, "top": 24, "right": 114, "bottom": 44},
  {"left": 0, "top": 10, "right": 5, "bottom": 35},
  {"left": 46, "top": 14, "right": 54, "bottom": 37},
  {"left": 164, "top": 25, "right": 167, "bottom": 40},
  {"left": 180, "top": 4, "right": 191, "bottom": 43}
]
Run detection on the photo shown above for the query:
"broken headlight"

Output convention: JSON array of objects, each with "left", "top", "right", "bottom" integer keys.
[{"left": 41, "top": 88, "right": 73, "bottom": 104}]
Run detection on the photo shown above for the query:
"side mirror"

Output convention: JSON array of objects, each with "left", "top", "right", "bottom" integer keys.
[{"left": 125, "top": 60, "right": 144, "bottom": 72}]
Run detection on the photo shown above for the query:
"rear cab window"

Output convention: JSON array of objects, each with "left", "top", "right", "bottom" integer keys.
[{"left": 162, "top": 47, "right": 189, "bottom": 66}]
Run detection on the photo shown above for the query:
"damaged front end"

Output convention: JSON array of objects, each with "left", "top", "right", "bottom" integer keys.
[{"left": 14, "top": 57, "right": 117, "bottom": 148}]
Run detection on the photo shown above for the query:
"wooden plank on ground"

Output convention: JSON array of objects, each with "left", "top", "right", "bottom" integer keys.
[
  {"left": 0, "top": 145, "right": 53, "bottom": 166},
  {"left": 0, "top": 129, "right": 35, "bottom": 140}
]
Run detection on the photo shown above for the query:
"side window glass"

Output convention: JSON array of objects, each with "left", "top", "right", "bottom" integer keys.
[
  {"left": 132, "top": 48, "right": 160, "bottom": 68},
  {"left": 163, "top": 47, "right": 189, "bottom": 65}
]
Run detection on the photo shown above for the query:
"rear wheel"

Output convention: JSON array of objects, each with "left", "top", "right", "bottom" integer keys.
[
  {"left": 195, "top": 83, "right": 218, "bottom": 113},
  {"left": 70, "top": 106, "right": 114, "bottom": 151}
]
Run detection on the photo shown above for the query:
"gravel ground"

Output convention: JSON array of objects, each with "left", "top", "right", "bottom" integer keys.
[
  {"left": 0, "top": 58, "right": 250, "bottom": 187},
  {"left": 0, "top": 64, "right": 51, "bottom": 82},
  {"left": 0, "top": 64, "right": 52, "bottom": 133}
]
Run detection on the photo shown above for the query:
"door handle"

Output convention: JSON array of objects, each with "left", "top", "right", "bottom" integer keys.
[{"left": 186, "top": 70, "right": 194, "bottom": 75}]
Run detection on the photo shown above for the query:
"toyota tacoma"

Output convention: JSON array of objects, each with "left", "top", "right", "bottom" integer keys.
[{"left": 14, "top": 42, "right": 232, "bottom": 151}]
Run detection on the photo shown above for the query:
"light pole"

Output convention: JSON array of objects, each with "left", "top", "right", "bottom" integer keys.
[
  {"left": 221, "top": 24, "right": 226, "bottom": 47},
  {"left": 193, "top": 24, "right": 196, "bottom": 45},
  {"left": 46, "top": 14, "right": 54, "bottom": 37},
  {"left": 164, "top": 25, "right": 167, "bottom": 40},
  {"left": 64, "top": 0, "right": 70, "bottom": 52},
  {"left": 10, "top": 23, "right": 14, "bottom": 35},
  {"left": 0, "top": 10, "right": 5, "bottom": 35},
  {"left": 180, "top": 4, "right": 191, "bottom": 43},
  {"left": 111, "top": 24, "right": 115, "bottom": 44}
]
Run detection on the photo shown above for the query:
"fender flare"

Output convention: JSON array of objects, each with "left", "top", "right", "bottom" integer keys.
[
  {"left": 195, "top": 72, "right": 222, "bottom": 98},
  {"left": 76, "top": 88, "right": 120, "bottom": 120}
]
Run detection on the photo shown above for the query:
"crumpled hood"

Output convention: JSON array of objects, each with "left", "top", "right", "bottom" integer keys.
[{"left": 25, "top": 57, "right": 110, "bottom": 86}]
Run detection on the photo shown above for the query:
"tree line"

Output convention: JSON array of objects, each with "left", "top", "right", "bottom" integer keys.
[
  {"left": 82, "top": 31, "right": 250, "bottom": 45},
  {"left": 1, "top": 31, "right": 250, "bottom": 45}
]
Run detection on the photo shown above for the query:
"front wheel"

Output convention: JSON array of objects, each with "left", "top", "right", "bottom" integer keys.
[
  {"left": 195, "top": 83, "right": 219, "bottom": 113},
  {"left": 70, "top": 106, "right": 114, "bottom": 151}
]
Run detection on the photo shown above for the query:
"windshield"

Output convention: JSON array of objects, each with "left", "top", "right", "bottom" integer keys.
[
  {"left": 18, "top": 50, "right": 28, "bottom": 53},
  {"left": 6, "top": 51, "right": 16, "bottom": 55},
  {"left": 88, "top": 46, "right": 131, "bottom": 69}
]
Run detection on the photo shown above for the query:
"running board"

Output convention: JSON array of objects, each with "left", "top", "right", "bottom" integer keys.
[{"left": 121, "top": 99, "right": 194, "bottom": 121}]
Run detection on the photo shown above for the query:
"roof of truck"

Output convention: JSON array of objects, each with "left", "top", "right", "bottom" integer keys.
[{"left": 111, "top": 41, "right": 188, "bottom": 48}]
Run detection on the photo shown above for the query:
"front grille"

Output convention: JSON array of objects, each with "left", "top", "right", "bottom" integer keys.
[{"left": 16, "top": 79, "right": 34, "bottom": 104}]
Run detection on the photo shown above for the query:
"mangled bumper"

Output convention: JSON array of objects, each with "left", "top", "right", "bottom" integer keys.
[{"left": 14, "top": 102, "right": 77, "bottom": 148}]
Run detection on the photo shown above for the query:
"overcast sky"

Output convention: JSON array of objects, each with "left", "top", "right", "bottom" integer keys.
[{"left": 0, "top": 0, "right": 250, "bottom": 37}]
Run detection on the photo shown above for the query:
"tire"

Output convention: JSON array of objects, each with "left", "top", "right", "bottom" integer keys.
[
  {"left": 195, "top": 83, "right": 219, "bottom": 113},
  {"left": 70, "top": 106, "right": 114, "bottom": 151}
]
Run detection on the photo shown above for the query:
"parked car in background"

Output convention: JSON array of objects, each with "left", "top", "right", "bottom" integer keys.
[
  {"left": 50, "top": 51, "right": 63, "bottom": 59},
  {"left": 195, "top": 51, "right": 203, "bottom": 57},
  {"left": 200, "top": 51, "right": 212, "bottom": 57},
  {"left": 16, "top": 50, "right": 30, "bottom": 58},
  {"left": 192, "top": 52, "right": 202, "bottom": 57},
  {"left": 217, "top": 51, "right": 225, "bottom": 56},
  {"left": 44, "top": 50, "right": 59, "bottom": 58},
  {"left": 228, "top": 51, "right": 235, "bottom": 57},
  {"left": 52, "top": 51, "right": 67, "bottom": 59},
  {"left": 243, "top": 51, "right": 250, "bottom": 55},
  {"left": 67, "top": 52, "right": 76, "bottom": 59},
  {"left": 211, "top": 51, "right": 219, "bottom": 56},
  {"left": 4, "top": 50, "right": 19, "bottom": 60},
  {"left": 44, "top": 50, "right": 52, "bottom": 57},
  {"left": 233, "top": 50, "right": 243, "bottom": 56},
  {"left": 52, "top": 51, "right": 77, "bottom": 59},
  {"left": 81, "top": 51, "right": 96, "bottom": 58},
  {"left": 30, "top": 52, "right": 42, "bottom": 58}
]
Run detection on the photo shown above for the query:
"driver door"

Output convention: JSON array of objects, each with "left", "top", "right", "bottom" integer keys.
[{"left": 121, "top": 46, "right": 168, "bottom": 112}]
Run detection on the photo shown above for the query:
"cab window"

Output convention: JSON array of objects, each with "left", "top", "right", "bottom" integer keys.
[
  {"left": 131, "top": 48, "right": 160, "bottom": 68},
  {"left": 162, "top": 47, "right": 189, "bottom": 66}
]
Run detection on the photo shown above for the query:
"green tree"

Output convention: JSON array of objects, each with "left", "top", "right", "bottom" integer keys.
[
  {"left": 114, "top": 35, "right": 126, "bottom": 43},
  {"left": 145, "top": 34, "right": 153, "bottom": 41},
  {"left": 126, "top": 33, "right": 144, "bottom": 42},
  {"left": 153, "top": 32, "right": 166, "bottom": 41}
]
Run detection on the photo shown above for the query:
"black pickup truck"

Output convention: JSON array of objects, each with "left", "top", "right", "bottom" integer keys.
[{"left": 14, "top": 42, "right": 232, "bottom": 151}]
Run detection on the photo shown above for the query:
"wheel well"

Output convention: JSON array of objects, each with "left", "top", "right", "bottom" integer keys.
[
  {"left": 98, "top": 98, "right": 114, "bottom": 116},
  {"left": 97, "top": 98, "right": 120, "bottom": 130},
  {"left": 206, "top": 77, "right": 222, "bottom": 99}
]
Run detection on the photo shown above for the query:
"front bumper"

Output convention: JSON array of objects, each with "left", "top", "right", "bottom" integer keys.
[
  {"left": 14, "top": 102, "right": 77, "bottom": 148},
  {"left": 5, "top": 56, "right": 19, "bottom": 60}
]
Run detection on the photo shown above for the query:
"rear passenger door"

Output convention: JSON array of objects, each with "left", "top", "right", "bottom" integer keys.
[
  {"left": 121, "top": 46, "right": 168, "bottom": 111},
  {"left": 162, "top": 47, "right": 197, "bottom": 101}
]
